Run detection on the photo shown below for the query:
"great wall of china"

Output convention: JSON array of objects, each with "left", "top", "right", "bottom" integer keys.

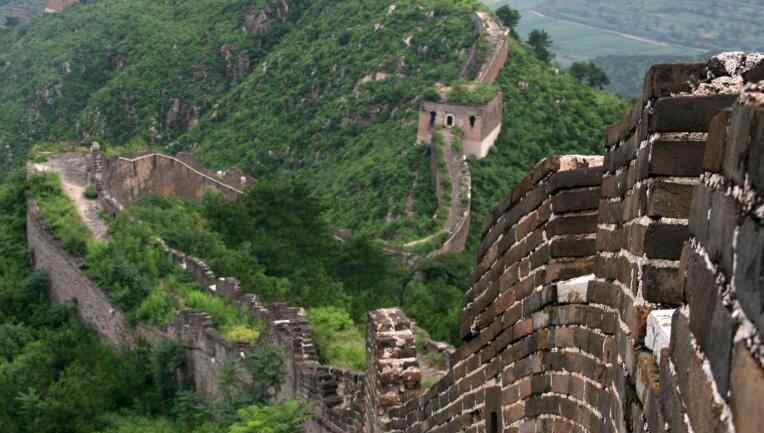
[{"left": 25, "top": 47, "right": 764, "bottom": 433}]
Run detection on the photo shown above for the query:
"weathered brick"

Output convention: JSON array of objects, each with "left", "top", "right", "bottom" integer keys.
[
  {"left": 642, "top": 265, "right": 683, "bottom": 305},
  {"left": 706, "top": 298, "right": 735, "bottom": 396},
  {"left": 704, "top": 110, "right": 731, "bottom": 173},
  {"left": 550, "top": 236, "right": 597, "bottom": 258},
  {"left": 730, "top": 342, "right": 764, "bottom": 433},
  {"left": 734, "top": 217, "right": 764, "bottom": 332},
  {"left": 651, "top": 95, "right": 738, "bottom": 133},
  {"left": 547, "top": 167, "right": 604, "bottom": 194},
  {"left": 686, "top": 340, "right": 729, "bottom": 433},
  {"left": 548, "top": 214, "right": 598, "bottom": 236},
  {"left": 641, "top": 139, "right": 707, "bottom": 178},
  {"left": 644, "top": 223, "right": 689, "bottom": 260},
  {"left": 647, "top": 181, "right": 696, "bottom": 219},
  {"left": 553, "top": 189, "right": 601, "bottom": 213},
  {"left": 643, "top": 63, "right": 708, "bottom": 99},
  {"left": 708, "top": 191, "right": 738, "bottom": 275},
  {"left": 688, "top": 184, "right": 712, "bottom": 245}
]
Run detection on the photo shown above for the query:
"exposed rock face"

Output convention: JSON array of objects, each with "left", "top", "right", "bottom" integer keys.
[{"left": 244, "top": 0, "right": 290, "bottom": 37}]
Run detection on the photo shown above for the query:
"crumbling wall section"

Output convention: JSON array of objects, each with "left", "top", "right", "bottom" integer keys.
[
  {"left": 26, "top": 201, "right": 134, "bottom": 347},
  {"left": 100, "top": 152, "right": 248, "bottom": 212}
]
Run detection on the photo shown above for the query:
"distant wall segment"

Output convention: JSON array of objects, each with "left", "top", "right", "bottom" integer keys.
[{"left": 99, "top": 152, "right": 249, "bottom": 212}]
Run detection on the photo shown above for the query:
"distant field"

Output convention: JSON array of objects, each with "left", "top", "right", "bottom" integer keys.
[{"left": 515, "top": 11, "right": 705, "bottom": 66}]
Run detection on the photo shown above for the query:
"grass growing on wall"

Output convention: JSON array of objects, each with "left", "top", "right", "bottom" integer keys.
[
  {"left": 307, "top": 307, "right": 367, "bottom": 371},
  {"left": 28, "top": 173, "right": 91, "bottom": 256}
]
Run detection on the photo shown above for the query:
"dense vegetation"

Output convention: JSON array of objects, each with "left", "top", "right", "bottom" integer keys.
[
  {"left": 28, "top": 171, "right": 264, "bottom": 343},
  {"left": 1, "top": 171, "right": 309, "bottom": 433},
  {"left": 125, "top": 181, "right": 471, "bottom": 362}
]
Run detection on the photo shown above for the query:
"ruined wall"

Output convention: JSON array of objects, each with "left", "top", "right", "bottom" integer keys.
[
  {"left": 418, "top": 95, "right": 503, "bottom": 159},
  {"left": 100, "top": 152, "right": 248, "bottom": 212},
  {"left": 27, "top": 201, "right": 134, "bottom": 347},
  {"left": 28, "top": 199, "right": 265, "bottom": 396}
]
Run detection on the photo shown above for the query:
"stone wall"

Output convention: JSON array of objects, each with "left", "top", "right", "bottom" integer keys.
[
  {"left": 418, "top": 95, "right": 504, "bottom": 159},
  {"left": 27, "top": 200, "right": 134, "bottom": 347},
  {"left": 382, "top": 54, "right": 764, "bottom": 433},
  {"left": 26, "top": 200, "right": 254, "bottom": 396},
  {"left": 99, "top": 152, "right": 249, "bottom": 212}
]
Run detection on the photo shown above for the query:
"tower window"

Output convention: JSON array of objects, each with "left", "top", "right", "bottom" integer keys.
[
  {"left": 469, "top": 115, "right": 476, "bottom": 128},
  {"left": 446, "top": 115, "right": 455, "bottom": 128}
]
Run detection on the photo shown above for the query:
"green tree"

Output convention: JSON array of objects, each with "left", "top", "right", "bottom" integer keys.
[
  {"left": 495, "top": 5, "right": 521, "bottom": 37},
  {"left": 228, "top": 401, "right": 310, "bottom": 433},
  {"left": 527, "top": 29, "right": 554, "bottom": 63},
  {"left": 569, "top": 62, "right": 611, "bottom": 89}
]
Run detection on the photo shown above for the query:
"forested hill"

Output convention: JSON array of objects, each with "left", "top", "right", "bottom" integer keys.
[{"left": 0, "top": 0, "right": 626, "bottom": 244}]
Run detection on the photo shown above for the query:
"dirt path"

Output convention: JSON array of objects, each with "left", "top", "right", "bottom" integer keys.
[
  {"left": 35, "top": 153, "right": 109, "bottom": 241},
  {"left": 440, "top": 131, "right": 464, "bottom": 233}
]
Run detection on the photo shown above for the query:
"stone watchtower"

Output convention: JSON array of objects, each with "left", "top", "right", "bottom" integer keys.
[
  {"left": 44, "top": 0, "right": 81, "bottom": 13},
  {"left": 417, "top": 83, "right": 504, "bottom": 159}
]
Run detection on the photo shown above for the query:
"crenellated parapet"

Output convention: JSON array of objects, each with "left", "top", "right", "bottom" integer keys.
[{"left": 366, "top": 309, "right": 422, "bottom": 433}]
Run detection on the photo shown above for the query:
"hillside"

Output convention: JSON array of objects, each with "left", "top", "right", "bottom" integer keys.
[{"left": 0, "top": 0, "right": 41, "bottom": 27}]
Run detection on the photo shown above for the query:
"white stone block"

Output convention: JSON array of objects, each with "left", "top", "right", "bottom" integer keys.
[
  {"left": 557, "top": 274, "right": 594, "bottom": 304},
  {"left": 646, "top": 309, "right": 675, "bottom": 361}
]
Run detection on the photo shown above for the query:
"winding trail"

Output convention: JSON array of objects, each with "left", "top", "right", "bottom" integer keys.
[{"left": 33, "top": 153, "right": 109, "bottom": 241}]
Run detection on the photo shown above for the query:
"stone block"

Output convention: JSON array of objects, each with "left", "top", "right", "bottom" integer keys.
[
  {"left": 708, "top": 191, "right": 738, "bottom": 276},
  {"left": 547, "top": 166, "right": 604, "bottom": 194},
  {"left": 547, "top": 213, "right": 599, "bottom": 236},
  {"left": 642, "top": 265, "right": 683, "bottom": 305},
  {"left": 651, "top": 95, "right": 738, "bottom": 133},
  {"left": 730, "top": 342, "right": 764, "bottom": 433},
  {"left": 704, "top": 110, "right": 731, "bottom": 173},
  {"left": 642, "top": 139, "right": 706, "bottom": 178},
  {"left": 557, "top": 274, "right": 594, "bottom": 304},
  {"left": 645, "top": 309, "right": 675, "bottom": 363},
  {"left": 734, "top": 217, "right": 764, "bottom": 331},
  {"left": 550, "top": 236, "right": 596, "bottom": 258},
  {"left": 644, "top": 223, "right": 689, "bottom": 260},
  {"left": 553, "top": 189, "right": 600, "bottom": 214},
  {"left": 646, "top": 181, "right": 696, "bottom": 219}
]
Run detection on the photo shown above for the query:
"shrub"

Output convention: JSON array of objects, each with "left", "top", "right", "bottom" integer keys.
[
  {"left": 84, "top": 184, "right": 98, "bottom": 200},
  {"left": 307, "top": 307, "right": 366, "bottom": 370},
  {"left": 28, "top": 173, "right": 90, "bottom": 256},
  {"left": 228, "top": 401, "right": 310, "bottom": 433}
]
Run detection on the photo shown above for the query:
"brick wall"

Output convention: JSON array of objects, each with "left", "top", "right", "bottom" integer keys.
[{"left": 383, "top": 53, "right": 764, "bottom": 433}]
